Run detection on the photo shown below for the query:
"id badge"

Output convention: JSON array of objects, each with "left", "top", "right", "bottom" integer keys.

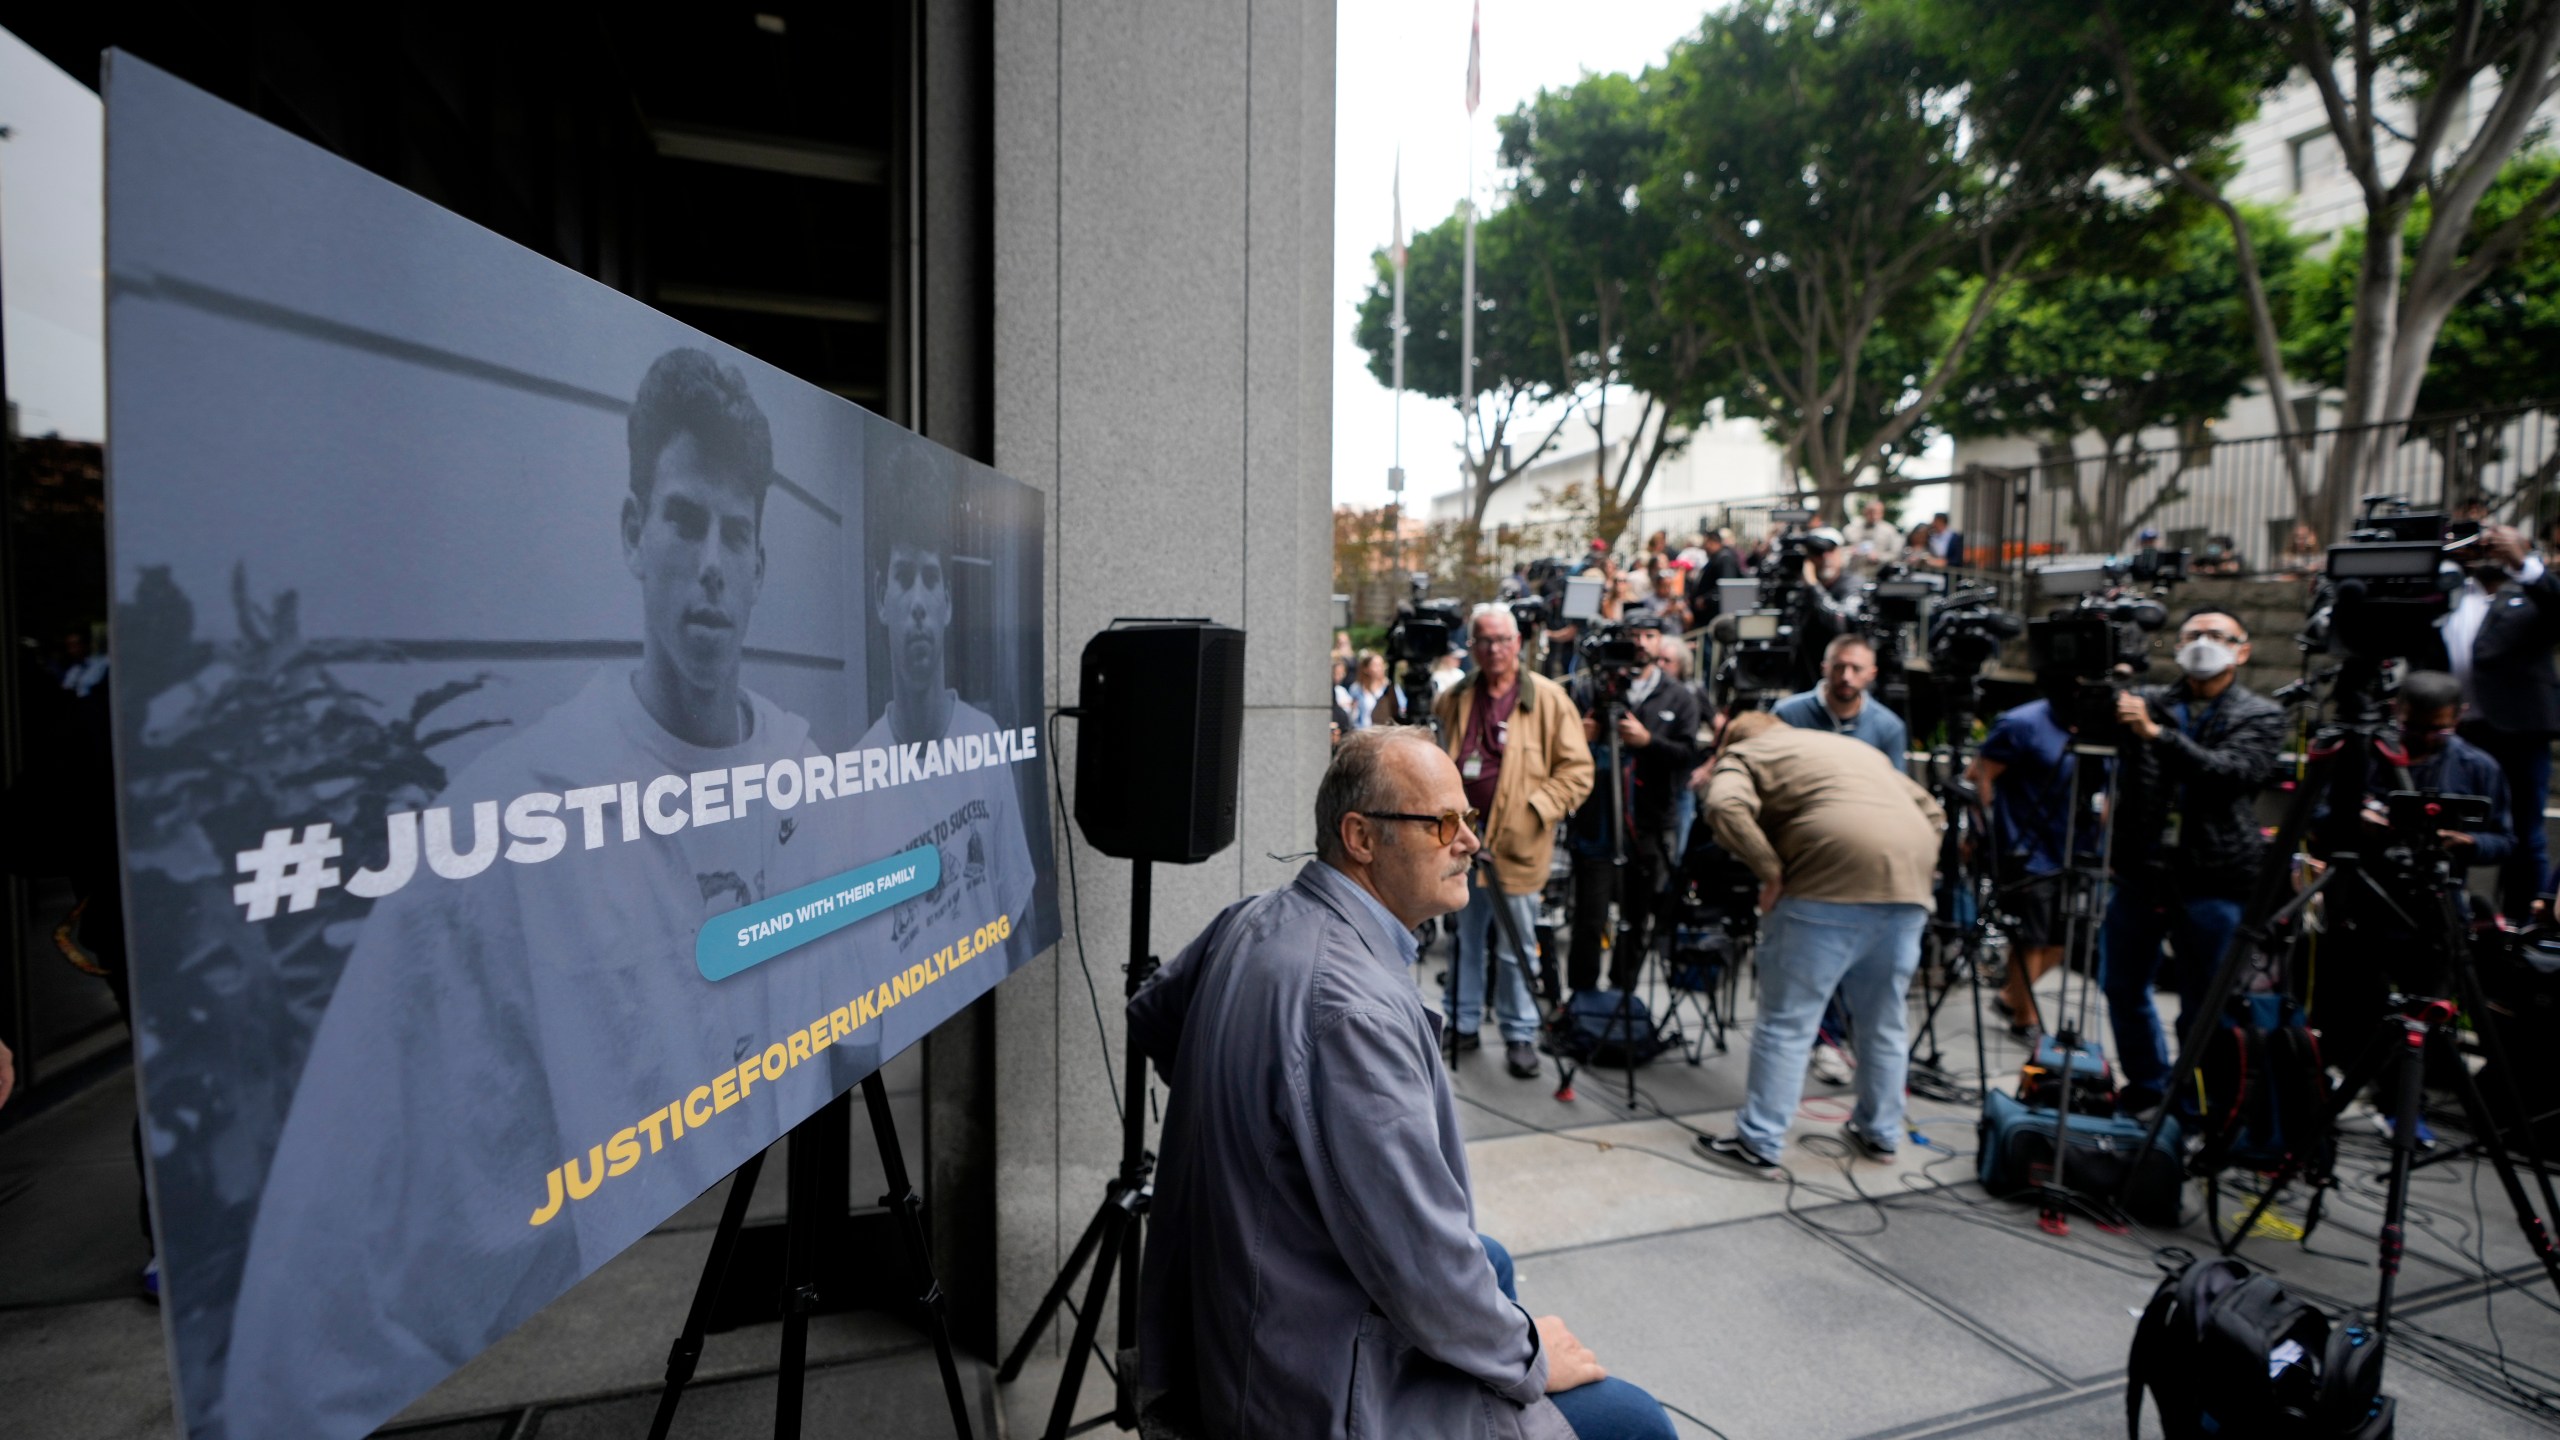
[
  {"left": 2161, "top": 810, "right": 2182, "bottom": 849},
  {"left": 1462, "top": 755, "right": 1484, "bottom": 781}
]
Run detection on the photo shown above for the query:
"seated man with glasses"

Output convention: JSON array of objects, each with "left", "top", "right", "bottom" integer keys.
[
  {"left": 1435, "top": 605, "right": 1596, "bottom": 1078},
  {"left": 2101, "top": 608, "right": 2284, "bottom": 1119},
  {"left": 1129, "top": 728, "right": 1673, "bottom": 1440}
]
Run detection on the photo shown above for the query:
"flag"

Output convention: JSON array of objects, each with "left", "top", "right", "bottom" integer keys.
[
  {"left": 1465, "top": 0, "right": 1482, "bottom": 115},
  {"left": 1391, "top": 153, "right": 1406, "bottom": 273}
]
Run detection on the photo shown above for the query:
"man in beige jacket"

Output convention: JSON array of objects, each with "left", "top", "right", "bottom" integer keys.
[
  {"left": 1435, "top": 606, "right": 1595, "bottom": 1078},
  {"left": 1695, "top": 712, "right": 1943, "bottom": 1172}
]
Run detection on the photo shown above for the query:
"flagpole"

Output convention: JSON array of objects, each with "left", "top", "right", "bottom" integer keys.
[
  {"left": 1460, "top": 1, "right": 1482, "bottom": 582},
  {"left": 1391, "top": 152, "right": 1408, "bottom": 583}
]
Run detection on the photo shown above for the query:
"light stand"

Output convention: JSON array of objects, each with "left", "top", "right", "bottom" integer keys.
[{"left": 995, "top": 860, "right": 1158, "bottom": 1439}]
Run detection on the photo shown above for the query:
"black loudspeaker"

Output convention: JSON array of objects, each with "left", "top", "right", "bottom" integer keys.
[{"left": 1074, "top": 620, "right": 1246, "bottom": 863}]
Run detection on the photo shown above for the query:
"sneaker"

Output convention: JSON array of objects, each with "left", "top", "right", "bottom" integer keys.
[
  {"left": 1505, "top": 1041, "right": 1541, "bottom": 1079},
  {"left": 1696, "top": 1132, "right": 1781, "bottom": 1177},
  {"left": 1809, "top": 1041, "right": 1852, "bottom": 1087},
  {"left": 2375, "top": 1110, "right": 2437, "bottom": 1150},
  {"left": 1842, "top": 1121, "right": 1900, "bottom": 1162},
  {"left": 1450, "top": 1030, "right": 1483, "bottom": 1054},
  {"left": 142, "top": 1255, "right": 161, "bottom": 1303}
]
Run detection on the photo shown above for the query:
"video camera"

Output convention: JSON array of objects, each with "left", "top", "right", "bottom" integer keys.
[
  {"left": 1757, "top": 505, "right": 1837, "bottom": 612},
  {"left": 1385, "top": 573, "right": 1464, "bottom": 667},
  {"left": 1577, "top": 618, "right": 1648, "bottom": 676},
  {"left": 2026, "top": 557, "right": 2173, "bottom": 740},
  {"left": 2300, "top": 496, "right": 2469, "bottom": 665},
  {"left": 1924, "top": 582, "right": 2023, "bottom": 683}
]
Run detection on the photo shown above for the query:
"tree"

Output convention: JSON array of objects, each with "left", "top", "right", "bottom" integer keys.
[
  {"left": 1653, "top": 0, "right": 2173, "bottom": 522},
  {"left": 1354, "top": 206, "right": 1576, "bottom": 574},
  {"left": 1943, "top": 206, "right": 2304, "bottom": 550},
  {"left": 2270, "top": 0, "right": 2560, "bottom": 530},
  {"left": 1498, "top": 73, "right": 1732, "bottom": 544},
  {"left": 1945, "top": 0, "right": 2308, "bottom": 509},
  {"left": 2291, "top": 151, "right": 2560, "bottom": 511}
]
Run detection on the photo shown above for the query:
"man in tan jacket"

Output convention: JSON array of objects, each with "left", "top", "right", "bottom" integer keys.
[
  {"left": 1435, "top": 606, "right": 1594, "bottom": 1078},
  {"left": 1695, "top": 712, "right": 1943, "bottom": 1172}
]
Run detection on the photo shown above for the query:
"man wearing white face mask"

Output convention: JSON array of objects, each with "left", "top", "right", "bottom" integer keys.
[{"left": 2099, "top": 610, "right": 2284, "bottom": 1119}]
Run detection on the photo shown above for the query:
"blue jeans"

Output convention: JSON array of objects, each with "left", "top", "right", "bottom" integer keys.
[
  {"left": 1480, "top": 1236, "right": 1676, "bottom": 1440},
  {"left": 2101, "top": 879, "right": 2243, "bottom": 1109},
  {"left": 2464, "top": 722, "right": 2551, "bottom": 918},
  {"left": 1454, "top": 873, "right": 1545, "bottom": 1043},
  {"left": 1736, "top": 897, "right": 1927, "bottom": 1160}
]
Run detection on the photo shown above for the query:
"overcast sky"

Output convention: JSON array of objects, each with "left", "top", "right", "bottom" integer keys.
[
  {"left": 1329, "top": 1, "right": 1708, "bottom": 515},
  {"left": 0, "top": 28, "right": 105, "bottom": 443}
]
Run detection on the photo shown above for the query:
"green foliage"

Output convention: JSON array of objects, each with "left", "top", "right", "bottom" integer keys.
[
  {"left": 2289, "top": 152, "right": 2560, "bottom": 416},
  {"left": 1496, "top": 71, "right": 1732, "bottom": 540},
  {"left": 1652, "top": 0, "right": 2188, "bottom": 510},
  {"left": 1353, "top": 203, "right": 1566, "bottom": 410},
  {"left": 1943, "top": 205, "right": 2300, "bottom": 548},
  {"left": 1948, "top": 206, "right": 2301, "bottom": 447}
]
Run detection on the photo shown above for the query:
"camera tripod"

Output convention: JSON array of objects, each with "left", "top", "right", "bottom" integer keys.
[
  {"left": 1902, "top": 670, "right": 1995, "bottom": 1104},
  {"left": 1541, "top": 678, "right": 1697, "bottom": 1107},
  {"left": 995, "top": 861, "right": 1161, "bottom": 1440},
  {"left": 2117, "top": 660, "right": 2560, "bottom": 1318}
]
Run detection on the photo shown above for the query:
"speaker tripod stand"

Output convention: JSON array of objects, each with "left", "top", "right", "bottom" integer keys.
[
  {"left": 647, "top": 1075, "right": 975, "bottom": 1440},
  {"left": 995, "top": 859, "right": 1159, "bottom": 1440}
]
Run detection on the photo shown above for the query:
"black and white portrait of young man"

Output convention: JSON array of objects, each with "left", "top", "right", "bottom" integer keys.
[{"left": 851, "top": 436, "right": 1038, "bottom": 982}]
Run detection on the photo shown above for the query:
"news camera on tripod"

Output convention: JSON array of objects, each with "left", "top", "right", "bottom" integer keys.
[
  {"left": 1710, "top": 509, "right": 1855, "bottom": 715},
  {"left": 1383, "top": 572, "right": 1467, "bottom": 726},
  {"left": 1565, "top": 614, "right": 1702, "bottom": 1004}
]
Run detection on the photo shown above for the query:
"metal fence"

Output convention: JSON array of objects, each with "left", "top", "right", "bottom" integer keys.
[{"left": 1951, "top": 403, "right": 2560, "bottom": 587}]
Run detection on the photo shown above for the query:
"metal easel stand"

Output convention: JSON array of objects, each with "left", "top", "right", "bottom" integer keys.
[{"left": 649, "top": 1078, "right": 976, "bottom": 1440}]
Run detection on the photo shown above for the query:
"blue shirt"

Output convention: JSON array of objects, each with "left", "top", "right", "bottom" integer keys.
[
  {"left": 1773, "top": 688, "right": 1907, "bottom": 764},
  {"left": 1976, "top": 698, "right": 2098, "bottom": 876},
  {"left": 1318, "top": 860, "right": 1421, "bottom": 965}
]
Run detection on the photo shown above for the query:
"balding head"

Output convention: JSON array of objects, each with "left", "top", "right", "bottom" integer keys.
[{"left": 1313, "top": 728, "right": 1481, "bottom": 927}]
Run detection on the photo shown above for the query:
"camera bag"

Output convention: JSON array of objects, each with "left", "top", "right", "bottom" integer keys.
[
  {"left": 2019, "top": 1032, "right": 2117, "bottom": 1115},
  {"left": 1551, "top": 989, "right": 1667, "bottom": 1067},
  {"left": 2126, "top": 1252, "right": 2392, "bottom": 1440},
  {"left": 1976, "top": 1088, "right": 2187, "bottom": 1226}
]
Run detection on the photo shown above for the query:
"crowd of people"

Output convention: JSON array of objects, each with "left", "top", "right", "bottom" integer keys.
[
  {"left": 1139, "top": 513, "right": 2556, "bottom": 1432},
  {"left": 1310, "top": 513, "right": 2560, "bottom": 1163}
]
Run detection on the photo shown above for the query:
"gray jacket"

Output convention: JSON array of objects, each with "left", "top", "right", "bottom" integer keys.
[{"left": 1128, "top": 863, "right": 1570, "bottom": 1440}]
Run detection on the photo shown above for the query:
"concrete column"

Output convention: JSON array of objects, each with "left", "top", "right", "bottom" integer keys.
[{"left": 988, "top": 0, "right": 1334, "bottom": 1357}]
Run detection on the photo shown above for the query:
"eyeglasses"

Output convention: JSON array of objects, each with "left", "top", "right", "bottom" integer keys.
[
  {"left": 1359, "top": 808, "right": 1482, "bottom": 846},
  {"left": 1469, "top": 632, "right": 1520, "bottom": 650}
]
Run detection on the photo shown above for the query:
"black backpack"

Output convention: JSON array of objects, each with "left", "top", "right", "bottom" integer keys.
[
  {"left": 2127, "top": 1252, "right": 2392, "bottom": 1440},
  {"left": 2194, "top": 994, "right": 2331, "bottom": 1176}
]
